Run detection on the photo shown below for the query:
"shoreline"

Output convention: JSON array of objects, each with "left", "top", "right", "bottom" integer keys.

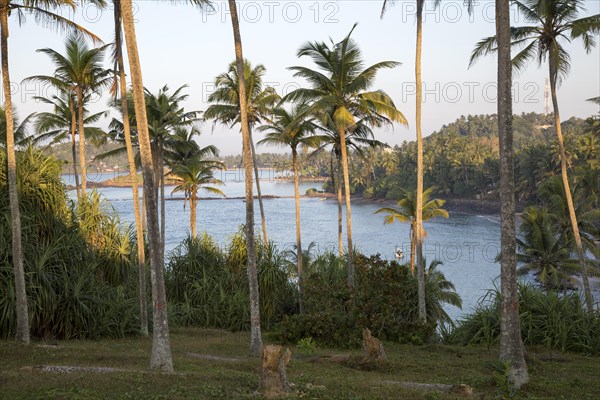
[{"left": 75, "top": 179, "right": 507, "bottom": 217}]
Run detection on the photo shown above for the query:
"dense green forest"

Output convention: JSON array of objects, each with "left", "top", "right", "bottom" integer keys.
[{"left": 345, "top": 112, "right": 598, "bottom": 202}]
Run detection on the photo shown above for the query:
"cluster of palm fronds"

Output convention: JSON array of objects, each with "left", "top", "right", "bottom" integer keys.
[
  {"left": 444, "top": 284, "right": 600, "bottom": 355},
  {"left": 0, "top": 148, "right": 140, "bottom": 339},
  {"left": 516, "top": 176, "right": 599, "bottom": 291}
]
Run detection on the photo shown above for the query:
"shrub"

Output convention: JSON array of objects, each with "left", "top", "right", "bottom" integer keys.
[
  {"left": 272, "top": 253, "right": 439, "bottom": 348},
  {"left": 0, "top": 148, "right": 139, "bottom": 339},
  {"left": 447, "top": 283, "right": 600, "bottom": 354}
]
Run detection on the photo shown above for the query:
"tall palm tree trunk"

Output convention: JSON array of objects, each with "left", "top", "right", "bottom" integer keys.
[
  {"left": 120, "top": 0, "right": 172, "bottom": 371},
  {"left": 548, "top": 55, "right": 593, "bottom": 313},
  {"left": 292, "top": 148, "right": 303, "bottom": 313},
  {"left": 338, "top": 127, "right": 354, "bottom": 287},
  {"left": 337, "top": 155, "right": 344, "bottom": 257},
  {"left": 228, "top": 0, "right": 262, "bottom": 356},
  {"left": 69, "top": 97, "right": 81, "bottom": 199},
  {"left": 190, "top": 194, "right": 197, "bottom": 239},
  {"left": 114, "top": 0, "right": 147, "bottom": 335},
  {"left": 410, "top": 225, "right": 416, "bottom": 275},
  {"left": 76, "top": 86, "right": 87, "bottom": 199},
  {"left": 0, "top": 5, "right": 30, "bottom": 344},
  {"left": 159, "top": 143, "right": 166, "bottom": 261},
  {"left": 415, "top": 0, "right": 426, "bottom": 323},
  {"left": 497, "top": 0, "right": 528, "bottom": 389},
  {"left": 249, "top": 128, "right": 268, "bottom": 244}
]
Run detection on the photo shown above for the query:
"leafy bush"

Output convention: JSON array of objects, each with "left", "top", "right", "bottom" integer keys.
[
  {"left": 446, "top": 284, "right": 600, "bottom": 354},
  {"left": 166, "top": 229, "right": 295, "bottom": 331},
  {"left": 0, "top": 148, "right": 140, "bottom": 339},
  {"left": 272, "top": 253, "right": 443, "bottom": 348}
]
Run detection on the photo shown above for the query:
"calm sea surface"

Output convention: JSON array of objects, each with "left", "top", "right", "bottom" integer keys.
[{"left": 63, "top": 173, "right": 598, "bottom": 321}]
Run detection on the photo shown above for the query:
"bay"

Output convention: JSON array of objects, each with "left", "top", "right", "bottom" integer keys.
[{"left": 67, "top": 173, "right": 507, "bottom": 321}]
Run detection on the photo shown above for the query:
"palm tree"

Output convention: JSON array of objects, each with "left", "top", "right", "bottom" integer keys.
[
  {"left": 470, "top": 0, "right": 600, "bottom": 313},
  {"left": 104, "top": 84, "right": 199, "bottom": 261},
  {"left": 0, "top": 0, "right": 102, "bottom": 345},
  {"left": 313, "top": 120, "right": 386, "bottom": 258},
  {"left": 468, "top": 0, "right": 529, "bottom": 388},
  {"left": 538, "top": 176, "right": 600, "bottom": 262},
  {"left": 286, "top": 24, "right": 407, "bottom": 287},
  {"left": 144, "top": 85, "right": 198, "bottom": 259},
  {"left": 119, "top": 0, "right": 172, "bottom": 371},
  {"left": 204, "top": 59, "right": 279, "bottom": 244},
  {"left": 112, "top": 0, "right": 147, "bottom": 336},
  {"left": 0, "top": 107, "right": 33, "bottom": 147},
  {"left": 375, "top": 187, "right": 449, "bottom": 274},
  {"left": 423, "top": 259, "right": 462, "bottom": 326},
  {"left": 170, "top": 159, "right": 224, "bottom": 239},
  {"left": 167, "top": 130, "right": 224, "bottom": 239},
  {"left": 516, "top": 206, "right": 580, "bottom": 290},
  {"left": 381, "top": 0, "right": 449, "bottom": 323},
  {"left": 226, "top": 0, "right": 263, "bottom": 356},
  {"left": 258, "top": 103, "right": 319, "bottom": 312},
  {"left": 32, "top": 92, "right": 105, "bottom": 198},
  {"left": 32, "top": 34, "right": 111, "bottom": 199}
]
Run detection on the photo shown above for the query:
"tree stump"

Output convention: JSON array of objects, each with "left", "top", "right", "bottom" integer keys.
[
  {"left": 362, "top": 328, "right": 386, "bottom": 364},
  {"left": 260, "top": 345, "right": 292, "bottom": 399}
]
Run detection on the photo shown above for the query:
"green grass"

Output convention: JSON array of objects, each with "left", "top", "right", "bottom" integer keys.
[{"left": 1, "top": 328, "right": 598, "bottom": 399}]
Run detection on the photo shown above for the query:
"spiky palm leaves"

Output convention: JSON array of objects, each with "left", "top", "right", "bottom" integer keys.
[
  {"left": 168, "top": 136, "right": 224, "bottom": 239},
  {"left": 516, "top": 206, "right": 579, "bottom": 290},
  {"left": 470, "top": 0, "right": 600, "bottom": 311},
  {"left": 205, "top": 59, "right": 279, "bottom": 244},
  {"left": 286, "top": 24, "right": 406, "bottom": 287},
  {"left": 375, "top": 187, "right": 449, "bottom": 274},
  {"left": 0, "top": 148, "right": 138, "bottom": 340},
  {"left": 29, "top": 34, "right": 112, "bottom": 199}
]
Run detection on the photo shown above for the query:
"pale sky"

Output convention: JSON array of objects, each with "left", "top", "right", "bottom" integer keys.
[{"left": 6, "top": 0, "right": 600, "bottom": 155}]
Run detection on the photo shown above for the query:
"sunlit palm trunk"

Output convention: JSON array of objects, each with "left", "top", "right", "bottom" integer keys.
[
  {"left": 292, "top": 148, "right": 303, "bottom": 313},
  {"left": 336, "top": 156, "right": 344, "bottom": 257},
  {"left": 548, "top": 56, "right": 593, "bottom": 313},
  {"left": 409, "top": 224, "right": 416, "bottom": 275},
  {"left": 497, "top": 0, "right": 528, "bottom": 389},
  {"left": 1, "top": 5, "right": 30, "bottom": 344},
  {"left": 249, "top": 128, "right": 268, "bottom": 244},
  {"left": 158, "top": 142, "right": 166, "bottom": 261},
  {"left": 114, "top": 0, "right": 147, "bottom": 335},
  {"left": 415, "top": 0, "right": 426, "bottom": 323},
  {"left": 120, "top": 0, "right": 172, "bottom": 371},
  {"left": 338, "top": 127, "right": 354, "bottom": 287},
  {"left": 69, "top": 97, "right": 80, "bottom": 199},
  {"left": 77, "top": 86, "right": 87, "bottom": 198},
  {"left": 228, "top": 0, "right": 262, "bottom": 356},
  {"left": 190, "top": 193, "right": 197, "bottom": 239}
]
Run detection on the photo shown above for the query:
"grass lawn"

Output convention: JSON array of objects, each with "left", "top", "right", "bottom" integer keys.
[{"left": 1, "top": 327, "right": 598, "bottom": 399}]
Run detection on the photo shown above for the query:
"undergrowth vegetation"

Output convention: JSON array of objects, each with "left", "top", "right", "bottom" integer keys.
[{"left": 1, "top": 150, "right": 598, "bottom": 358}]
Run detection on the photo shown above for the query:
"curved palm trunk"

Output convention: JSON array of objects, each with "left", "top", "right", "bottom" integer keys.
[
  {"left": 548, "top": 55, "right": 593, "bottom": 313},
  {"left": 228, "top": 0, "right": 262, "bottom": 356},
  {"left": 76, "top": 86, "right": 87, "bottom": 199},
  {"left": 337, "top": 155, "right": 344, "bottom": 257},
  {"left": 249, "top": 128, "right": 268, "bottom": 244},
  {"left": 292, "top": 148, "right": 303, "bottom": 313},
  {"left": 1, "top": 6, "right": 30, "bottom": 344},
  {"left": 190, "top": 193, "right": 197, "bottom": 239},
  {"left": 415, "top": 0, "right": 426, "bottom": 323},
  {"left": 114, "top": 0, "right": 148, "bottom": 335},
  {"left": 497, "top": 0, "right": 528, "bottom": 389},
  {"left": 69, "top": 97, "right": 81, "bottom": 199},
  {"left": 120, "top": 0, "right": 172, "bottom": 371},
  {"left": 338, "top": 127, "right": 354, "bottom": 287}
]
